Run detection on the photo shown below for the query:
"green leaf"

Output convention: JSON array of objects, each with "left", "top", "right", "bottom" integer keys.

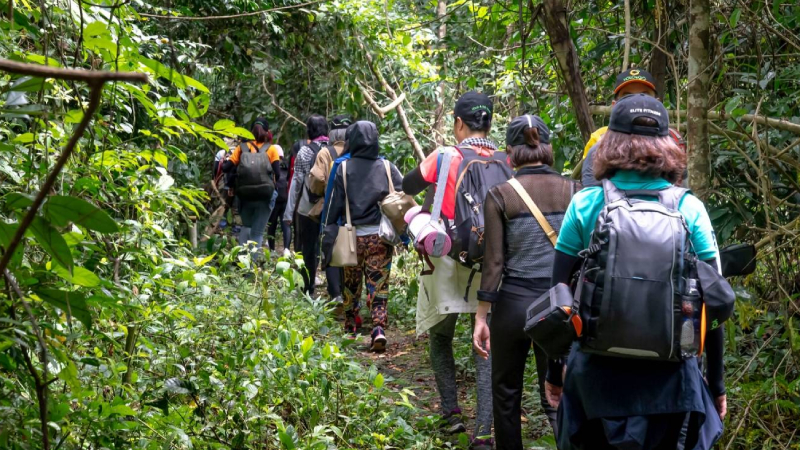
[
  {"left": 140, "top": 57, "right": 209, "bottom": 93},
  {"left": 53, "top": 264, "right": 101, "bottom": 287},
  {"left": 0, "top": 222, "right": 22, "bottom": 267},
  {"left": 217, "top": 127, "right": 255, "bottom": 140},
  {"left": 278, "top": 431, "right": 296, "bottom": 450},
  {"left": 193, "top": 253, "right": 215, "bottom": 267},
  {"left": 28, "top": 217, "right": 73, "bottom": 273},
  {"left": 9, "top": 76, "right": 51, "bottom": 92},
  {"left": 187, "top": 93, "right": 210, "bottom": 118},
  {"left": 729, "top": 8, "right": 741, "bottom": 28},
  {"left": 5, "top": 193, "right": 34, "bottom": 210},
  {"left": 373, "top": 373, "right": 385, "bottom": 389},
  {"left": 301, "top": 336, "right": 314, "bottom": 354},
  {"left": 153, "top": 151, "right": 169, "bottom": 168},
  {"left": 44, "top": 196, "right": 119, "bottom": 233},
  {"left": 213, "top": 119, "right": 235, "bottom": 131},
  {"left": 13, "top": 133, "right": 35, "bottom": 143},
  {"left": 109, "top": 404, "right": 136, "bottom": 417},
  {"left": 35, "top": 288, "right": 92, "bottom": 329}
]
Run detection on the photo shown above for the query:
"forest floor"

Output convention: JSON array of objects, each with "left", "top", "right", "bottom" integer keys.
[{"left": 351, "top": 317, "right": 557, "bottom": 449}]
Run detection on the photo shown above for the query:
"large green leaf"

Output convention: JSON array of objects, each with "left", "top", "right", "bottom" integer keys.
[
  {"left": 4, "top": 193, "right": 34, "bottom": 210},
  {"left": 35, "top": 288, "right": 92, "bottom": 329},
  {"left": 187, "top": 94, "right": 210, "bottom": 118},
  {"left": 140, "top": 57, "right": 209, "bottom": 93},
  {"left": 44, "top": 196, "right": 119, "bottom": 233},
  {"left": 28, "top": 217, "right": 73, "bottom": 273},
  {"left": 53, "top": 264, "right": 101, "bottom": 287},
  {"left": 0, "top": 222, "right": 23, "bottom": 267}
]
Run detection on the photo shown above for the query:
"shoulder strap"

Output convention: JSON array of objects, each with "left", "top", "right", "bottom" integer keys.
[
  {"left": 430, "top": 149, "right": 453, "bottom": 223},
  {"left": 602, "top": 179, "right": 627, "bottom": 204},
  {"left": 341, "top": 161, "right": 352, "bottom": 227},
  {"left": 657, "top": 186, "right": 690, "bottom": 211},
  {"left": 257, "top": 143, "right": 270, "bottom": 154},
  {"left": 508, "top": 178, "right": 558, "bottom": 246},
  {"left": 382, "top": 159, "right": 395, "bottom": 194}
]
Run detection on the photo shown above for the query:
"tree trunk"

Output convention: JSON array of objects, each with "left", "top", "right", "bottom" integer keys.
[
  {"left": 541, "top": 0, "right": 594, "bottom": 141},
  {"left": 432, "top": 0, "right": 447, "bottom": 149},
  {"left": 650, "top": 0, "right": 669, "bottom": 97},
  {"left": 687, "top": 0, "right": 711, "bottom": 198}
]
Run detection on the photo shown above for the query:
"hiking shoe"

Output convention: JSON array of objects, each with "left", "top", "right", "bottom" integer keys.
[
  {"left": 282, "top": 248, "right": 292, "bottom": 258},
  {"left": 470, "top": 438, "right": 493, "bottom": 450},
  {"left": 370, "top": 327, "right": 387, "bottom": 352},
  {"left": 355, "top": 314, "right": 363, "bottom": 330},
  {"left": 441, "top": 409, "right": 466, "bottom": 435}
]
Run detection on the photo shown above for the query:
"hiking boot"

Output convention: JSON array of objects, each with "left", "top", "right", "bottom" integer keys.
[
  {"left": 470, "top": 438, "right": 493, "bottom": 450},
  {"left": 441, "top": 409, "right": 466, "bottom": 435},
  {"left": 370, "top": 327, "right": 387, "bottom": 352}
]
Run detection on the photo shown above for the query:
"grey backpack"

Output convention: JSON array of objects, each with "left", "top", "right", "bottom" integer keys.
[
  {"left": 576, "top": 179, "right": 697, "bottom": 362},
  {"left": 236, "top": 142, "right": 275, "bottom": 201}
]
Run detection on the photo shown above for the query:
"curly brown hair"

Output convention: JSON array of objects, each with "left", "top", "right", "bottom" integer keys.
[{"left": 593, "top": 118, "right": 687, "bottom": 184}]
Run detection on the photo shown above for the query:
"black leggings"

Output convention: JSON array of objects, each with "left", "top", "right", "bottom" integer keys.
[
  {"left": 490, "top": 285, "right": 557, "bottom": 450},
  {"left": 267, "top": 200, "right": 290, "bottom": 251},
  {"left": 296, "top": 214, "right": 320, "bottom": 296}
]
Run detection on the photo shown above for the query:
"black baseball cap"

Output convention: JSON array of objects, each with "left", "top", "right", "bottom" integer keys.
[
  {"left": 697, "top": 260, "right": 736, "bottom": 331},
  {"left": 608, "top": 94, "right": 669, "bottom": 137},
  {"left": 506, "top": 114, "right": 550, "bottom": 146},
  {"left": 253, "top": 117, "right": 270, "bottom": 130},
  {"left": 330, "top": 114, "right": 354, "bottom": 130},
  {"left": 454, "top": 91, "right": 493, "bottom": 122},
  {"left": 614, "top": 68, "right": 657, "bottom": 97}
]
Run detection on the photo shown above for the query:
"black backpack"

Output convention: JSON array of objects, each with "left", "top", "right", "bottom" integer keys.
[
  {"left": 236, "top": 142, "right": 275, "bottom": 201},
  {"left": 444, "top": 146, "right": 513, "bottom": 297}
]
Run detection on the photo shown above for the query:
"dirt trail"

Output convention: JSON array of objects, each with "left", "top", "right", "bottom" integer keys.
[{"left": 352, "top": 325, "right": 557, "bottom": 449}]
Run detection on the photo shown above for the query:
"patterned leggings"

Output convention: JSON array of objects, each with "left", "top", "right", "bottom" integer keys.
[{"left": 343, "top": 234, "right": 393, "bottom": 330}]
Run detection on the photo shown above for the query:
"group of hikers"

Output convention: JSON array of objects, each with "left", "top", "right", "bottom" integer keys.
[{"left": 212, "top": 67, "right": 736, "bottom": 450}]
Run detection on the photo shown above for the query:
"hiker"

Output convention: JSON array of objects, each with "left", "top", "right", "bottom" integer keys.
[
  {"left": 548, "top": 94, "right": 726, "bottom": 449},
  {"left": 581, "top": 68, "right": 658, "bottom": 187},
  {"left": 268, "top": 145, "right": 292, "bottom": 257},
  {"left": 284, "top": 115, "right": 330, "bottom": 295},
  {"left": 222, "top": 118, "right": 281, "bottom": 256},
  {"left": 321, "top": 121, "right": 403, "bottom": 351},
  {"left": 213, "top": 139, "right": 236, "bottom": 230},
  {"left": 308, "top": 114, "right": 354, "bottom": 303},
  {"left": 472, "top": 115, "right": 579, "bottom": 449},
  {"left": 287, "top": 139, "right": 306, "bottom": 251},
  {"left": 402, "top": 91, "right": 512, "bottom": 450}
]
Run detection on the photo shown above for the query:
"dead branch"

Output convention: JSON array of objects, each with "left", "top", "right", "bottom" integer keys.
[
  {"left": 0, "top": 59, "right": 147, "bottom": 84},
  {"left": 355, "top": 80, "right": 406, "bottom": 118},
  {"left": 139, "top": 0, "right": 329, "bottom": 21},
  {"left": 357, "top": 39, "right": 425, "bottom": 161},
  {"left": 261, "top": 75, "right": 305, "bottom": 126}
]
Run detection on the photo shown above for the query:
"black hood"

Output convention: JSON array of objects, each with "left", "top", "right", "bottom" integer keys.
[{"left": 345, "top": 120, "right": 379, "bottom": 159}]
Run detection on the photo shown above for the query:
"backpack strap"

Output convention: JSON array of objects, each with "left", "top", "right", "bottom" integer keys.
[
  {"left": 381, "top": 159, "right": 395, "bottom": 194},
  {"left": 657, "top": 186, "right": 690, "bottom": 211},
  {"left": 508, "top": 178, "right": 558, "bottom": 246},
  {"left": 430, "top": 149, "right": 454, "bottom": 223},
  {"left": 602, "top": 179, "right": 627, "bottom": 204}
]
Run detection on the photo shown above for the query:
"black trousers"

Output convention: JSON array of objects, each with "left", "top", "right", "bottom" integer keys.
[
  {"left": 267, "top": 200, "right": 290, "bottom": 251},
  {"left": 297, "top": 214, "right": 319, "bottom": 296},
  {"left": 490, "top": 286, "right": 558, "bottom": 450},
  {"left": 326, "top": 266, "right": 342, "bottom": 298}
]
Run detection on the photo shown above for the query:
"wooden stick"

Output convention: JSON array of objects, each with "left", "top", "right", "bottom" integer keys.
[{"left": 0, "top": 60, "right": 146, "bottom": 277}]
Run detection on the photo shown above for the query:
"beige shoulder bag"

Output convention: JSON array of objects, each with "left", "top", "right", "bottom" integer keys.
[
  {"left": 507, "top": 178, "right": 558, "bottom": 246},
  {"left": 329, "top": 161, "right": 358, "bottom": 267},
  {"left": 379, "top": 159, "right": 418, "bottom": 233}
]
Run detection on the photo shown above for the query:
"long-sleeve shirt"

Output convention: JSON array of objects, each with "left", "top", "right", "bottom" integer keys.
[
  {"left": 477, "top": 165, "right": 578, "bottom": 303},
  {"left": 284, "top": 139, "right": 329, "bottom": 221}
]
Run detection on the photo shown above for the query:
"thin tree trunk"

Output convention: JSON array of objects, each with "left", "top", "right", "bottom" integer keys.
[
  {"left": 687, "top": 0, "right": 711, "bottom": 198},
  {"left": 541, "top": 0, "right": 594, "bottom": 141},
  {"left": 650, "top": 0, "right": 669, "bottom": 98},
  {"left": 432, "top": 0, "right": 447, "bottom": 149}
]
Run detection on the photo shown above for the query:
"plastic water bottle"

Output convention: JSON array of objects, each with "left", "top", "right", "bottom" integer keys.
[{"left": 681, "top": 279, "right": 701, "bottom": 357}]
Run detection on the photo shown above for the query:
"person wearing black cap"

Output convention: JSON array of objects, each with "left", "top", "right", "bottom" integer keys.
[
  {"left": 402, "top": 91, "right": 508, "bottom": 450},
  {"left": 580, "top": 68, "right": 658, "bottom": 187},
  {"left": 548, "top": 94, "right": 727, "bottom": 450},
  {"left": 222, "top": 118, "right": 281, "bottom": 256},
  {"left": 284, "top": 114, "right": 330, "bottom": 295},
  {"left": 308, "top": 114, "right": 354, "bottom": 305},
  {"left": 471, "top": 115, "right": 579, "bottom": 448}
]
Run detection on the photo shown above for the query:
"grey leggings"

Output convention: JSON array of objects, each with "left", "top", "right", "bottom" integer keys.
[{"left": 429, "top": 313, "right": 493, "bottom": 438}]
